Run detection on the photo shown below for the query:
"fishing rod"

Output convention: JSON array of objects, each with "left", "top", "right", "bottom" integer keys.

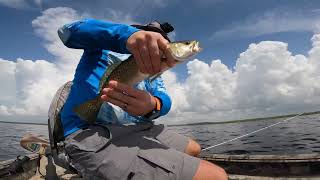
[{"left": 202, "top": 112, "right": 305, "bottom": 151}]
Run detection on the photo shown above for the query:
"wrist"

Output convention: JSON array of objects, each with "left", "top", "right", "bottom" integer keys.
[
  {"left": 126, "top": 30, "right": 142, "bottom": 53},
  {"left": 154, "top": 97, "right": 161, "bottom": 111},
  {"left": 144, "top": 96, "right": 162, "bottom": 119}
]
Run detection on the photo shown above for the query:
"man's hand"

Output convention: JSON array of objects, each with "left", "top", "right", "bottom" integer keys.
[
  {"left": 101, "top": 81, "right": 157, "bottom": 116},
  {"left": 126, "top": 30, "right": 176, "bottom": 75}
]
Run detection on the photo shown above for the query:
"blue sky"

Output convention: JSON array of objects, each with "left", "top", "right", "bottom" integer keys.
[
  {"left": 1, "top": 0, "right": 319, "bottom": 79},
  {"left": 1, "top": 0, "right": 320, "bottom": 123}
]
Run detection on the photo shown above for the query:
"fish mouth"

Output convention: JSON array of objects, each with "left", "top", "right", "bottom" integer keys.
[{"left": 192, "top": 41, "right": 202, "bottom": 52}]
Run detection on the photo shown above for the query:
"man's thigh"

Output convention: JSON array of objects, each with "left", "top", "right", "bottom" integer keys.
[
  {"left": 130, "top": 148, "right": 200, "bottom": 180},
  {"left": 147, "top": 124, "right": 190, "bottom": 153},
  {"left": 64, "top": 124, "right": 200, "bottom": 180},
  {"left": 64, "top": 125, "right": 138, "bottom": 179}
]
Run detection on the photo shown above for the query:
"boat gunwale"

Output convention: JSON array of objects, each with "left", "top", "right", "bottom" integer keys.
[
  {"left": 1, "top": 153, "right": 320, "bottom": 179},
  {"left": 200, "top": 153, "right": 320, "bottom": 163},
  {"left": 0, "top": 154, "right": 39, "bottom": 179},
  {"left": 0, "top": 154, "right": 38, "bottom": 168}
]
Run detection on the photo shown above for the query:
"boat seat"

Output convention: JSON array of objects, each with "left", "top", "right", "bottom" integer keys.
[{"left": 47, "top": 81, "right": 78, "bottom": 178}]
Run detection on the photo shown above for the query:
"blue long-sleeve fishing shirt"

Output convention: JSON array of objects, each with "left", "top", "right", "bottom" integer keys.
[{"left": 59, "top": 19, "right": 172, "bottom": 137}]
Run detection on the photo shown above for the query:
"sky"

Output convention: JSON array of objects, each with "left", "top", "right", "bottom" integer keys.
[{"left": 0, "top": 0, "right": 320, "bottom": 124}]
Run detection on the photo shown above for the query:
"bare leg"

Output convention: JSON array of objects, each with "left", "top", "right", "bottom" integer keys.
[
  {"left": 193, "top": 160, "right": 228, "bottom": 180},
  {"left": 184, "top": 138, "right": 201, "bottom": 157}
]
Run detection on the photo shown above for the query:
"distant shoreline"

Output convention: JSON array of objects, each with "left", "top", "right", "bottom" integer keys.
[
  {"left": 0, "top": 110, "right": 319, "bottom": 127},
  {"left": 167, "top": 110, "right": 320, "bottom": 127},
  {"left": 0, "top": 121, "right": 47, "bottom": 126}
]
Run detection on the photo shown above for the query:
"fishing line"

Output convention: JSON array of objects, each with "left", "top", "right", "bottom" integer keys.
[{"left": 201, "top": 112, "right": 304, "bottom": 151}]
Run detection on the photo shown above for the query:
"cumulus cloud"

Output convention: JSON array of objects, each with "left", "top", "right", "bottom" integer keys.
[
  {"left": 31, "top": 7, "right": 83, "bottom": 72},
  {"left": 1, "top": 7, "right": 320, "bottom": 124},
  {"left": 211, "top": 9, "right": 320, "bottom": 40},
  {"left": 0, "top": 7, "right": 82, "bottom": 121},
  {"left": 0, "top": 7, "right": 138, "bottom": 122},
  {"left": 0, "top": 59, "right": 16, "bottom": 107},
  {"left": 162, "top": 34, "right": 320, "bottom": 124},
  {"left": 14, "top": 59, "right": 69, "bottom": 115}
]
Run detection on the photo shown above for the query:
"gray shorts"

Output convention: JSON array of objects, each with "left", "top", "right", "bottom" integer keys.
[{"left": 64, "top": 123, "right": 200, "bottom": 180}]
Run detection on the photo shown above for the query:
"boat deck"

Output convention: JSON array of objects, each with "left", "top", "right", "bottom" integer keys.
[{"left": 1, "top": 153, "right": 320, "bottom": 180}]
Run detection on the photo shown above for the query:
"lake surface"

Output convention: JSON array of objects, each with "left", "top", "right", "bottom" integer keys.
[
  {"left": 1, "top": 113, "right": 319, "bottom": 161},
  {"left": 169, "top": 113, "right": 320, "bottom": 156},
  {"left": 0, "top": 123, "right": 48, "bottom": 161}
]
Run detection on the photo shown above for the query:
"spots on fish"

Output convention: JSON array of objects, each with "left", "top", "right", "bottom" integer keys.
[
  {"left": 87, "top": 102, "right": 98, "bottom": 112},
  {"left": 73, "top": 98, "right": 101, "bottom": 123}
]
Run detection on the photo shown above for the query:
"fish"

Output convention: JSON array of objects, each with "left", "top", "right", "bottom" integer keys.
[{"left": 73, "top": 40, "right": 201, "bottom": 123}]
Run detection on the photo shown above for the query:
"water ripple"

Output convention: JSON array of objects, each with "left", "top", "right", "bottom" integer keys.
[
  {"left": 170, "top": 113, "right": 320, "bottom": 155},
  {"left": 1, "top": 113, "right": 320, "bottom": 160}
]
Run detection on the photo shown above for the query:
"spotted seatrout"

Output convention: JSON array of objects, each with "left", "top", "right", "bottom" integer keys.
[{"left": 73, "top": 40, "right": 201, "bottom": 123}]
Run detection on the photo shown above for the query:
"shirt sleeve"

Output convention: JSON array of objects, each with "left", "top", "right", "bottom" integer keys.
[
  {"left": 145, "top": 77, "right": 172, "bottom": 118},
  {"left": 57, "top": 18, "right": 140, "bottom": 53}
]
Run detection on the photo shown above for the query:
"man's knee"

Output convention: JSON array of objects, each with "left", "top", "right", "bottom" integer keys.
[
  {"left": 193, "top": 160, "right": 227, "bottom": 180},
  {"left": 185, "top": 139, "right": 201, "bottom": 157}
]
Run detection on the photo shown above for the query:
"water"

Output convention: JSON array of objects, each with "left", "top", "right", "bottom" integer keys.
[
  {"left": 0, "top": 123, "right": 48, "bottom": 161},
  {"left": 169, "top": 113, "right": 320, "bottom": 155},
  {"left": 0, "top": 113, "right": 319, "bottom": 161}
]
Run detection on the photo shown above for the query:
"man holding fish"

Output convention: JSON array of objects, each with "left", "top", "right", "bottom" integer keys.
[{"left": 58, "top": 18, "right": 227, "bottom": 180}]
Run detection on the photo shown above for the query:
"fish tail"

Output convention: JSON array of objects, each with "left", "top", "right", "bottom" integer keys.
[{"left": 73, "top": 98, "right": 102, "bottom": 123}]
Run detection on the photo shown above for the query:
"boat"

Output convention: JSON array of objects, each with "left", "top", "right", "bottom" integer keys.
[
  {"left": 0, "top": 154, "right": 81, "bottom": 179},
  {"left": 202, "top": 153, "right": 320, "bottom": 180},
  {"left": 1, "top": 80, "right": 316, "bottom": 179},
  {"left": 1, "top": 153, "right": 319, "bottom": 179}
]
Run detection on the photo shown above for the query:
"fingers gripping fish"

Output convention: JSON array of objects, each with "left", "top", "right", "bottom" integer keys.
[{"left": 73, "top": 40, "right": 202, "bottom": 123}]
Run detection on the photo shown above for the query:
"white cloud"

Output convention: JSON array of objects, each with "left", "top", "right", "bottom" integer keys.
[
  {"left": 0, "top": 57, "right": 75, "bottom": 117},
  {"left": 0, "top": 0, "right": 42, "bottom": 9},
  {"left": 31, "top": 7, "right": 83, "bottom": 72},
  {"left": 161, "top": 33, "right": 320, "bottom": 124},
  {"left": 0, "top": 0, "right": 28, "bottom": 8},
  {"left": 0, "top": 59, "right": 16, "bottom": 107},
  {"left": 0, "top": 7, "right": 81, "bottom": 120},
  {"left": 0, "top": 105, "right": 10, "bottom": 116},
  {"left": 102, "top": 9, "right": 137, "bottom": 25},
  {"left": 0, "top": 7, "right": 138, "bottom": 122},
  {"left": 211, "top": 9, "right": 320, "bottom": 40},
  {"left": 162, "top": 71, "right": 189, "bottom": 113},
  {"left": 1, "top": 7, "right": 320, "bottom": 125},
  {"left": 13, "top": 58, "right": 70, "bottom": 115}
]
